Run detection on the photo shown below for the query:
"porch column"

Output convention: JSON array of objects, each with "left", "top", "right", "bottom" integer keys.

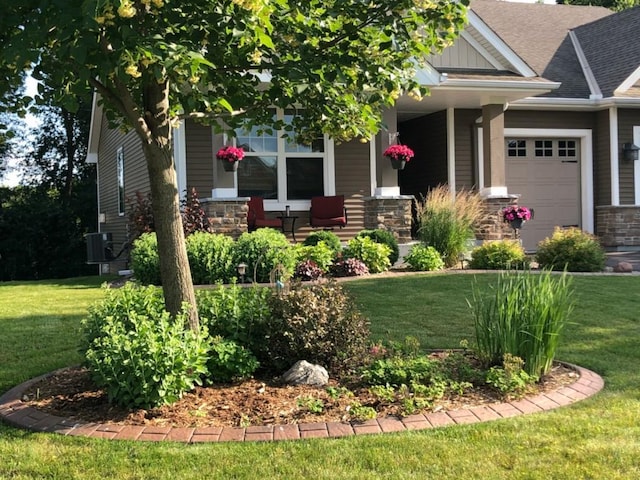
[
  {"left": 481, "top": 103, "right": 507, "bottom": 197},
  {"left": 374, "top": 108, "right": 400, "bottom": 196}
]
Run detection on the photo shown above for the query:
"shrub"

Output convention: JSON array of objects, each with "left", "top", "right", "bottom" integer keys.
[
  {"left": 126, "top": 191, "right": 154, "bottom": 240},
  {"left": 485, "top": 353, "right": 537, "bottom": 398},
  {"left": 469, "top": 240, "right": 529, "bottom": 270},
  {"left": 293, "top": 241, "right": 335, "bottom": 272},
  {"left": 403, "top": 244, "right": 444, "bottom": 271},
  {"left": 232, "top": 228, "right": 296, "bottom": 283},
  {"left": 536, "top": 227, "right": 606, "bottom": 272},
  {"left": 469, "top": 270, "right": 574, "bottom": 377},
  {"left": 130, "top": 232, "right": 161, "bottom": 285},
  {"left": 262, "top": 281, "right": 371, "bottom": 375},
  {"left": 330, "top": 257, "right": 369, "bottom": 277},
  {"left": 344, "top": 236, "right": 391, "bottom": 273},
  {"left": 82, "top": 284, "right": 210, "bottom": 408},
  {"left": 302, "top": 230, "right": 342, "bottom": 253},
  {"left": 356, "top": 229, "right": 400, "bottom": 265},
  {"left": 416, "top": 185, "right": 484, "bottom": 267},
  {"left": 181, "top": 187, "right": 213, "bottom": 236},
  {"left": 186, "top": 232, "right": 235, "bottom": 284},
  {"left": 294, "top": 259, "right": 324, "bottom": 281},
  {"left": 207, "top": 337, "right": 259, "bottom": 383},
  {"left": 196, "top": 284, "right": 272, "bottom": 349}
]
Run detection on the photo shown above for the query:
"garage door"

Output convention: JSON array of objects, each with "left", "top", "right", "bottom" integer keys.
[{"left": 505, "top": 138, "right": 580, "bottom": 251}]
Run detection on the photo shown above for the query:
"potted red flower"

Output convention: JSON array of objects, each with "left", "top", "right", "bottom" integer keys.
[
  {"left": 216, "top": 145, "right": 245, "bottom": 172},
  {"left": 502, "top": 205, "right": 533, "bottom": 230},
  {"left": 383, "top": 144, "right": 414, "bottom": 170}
]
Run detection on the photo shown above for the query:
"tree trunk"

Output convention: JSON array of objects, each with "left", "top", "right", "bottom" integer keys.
[{"left": 138, "top": 80, "right": 199, "bottom": 331}]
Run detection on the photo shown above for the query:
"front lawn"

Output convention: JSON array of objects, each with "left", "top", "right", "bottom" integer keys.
[{"left": 1, "top": 274, "right": 639, "bottom": 479}]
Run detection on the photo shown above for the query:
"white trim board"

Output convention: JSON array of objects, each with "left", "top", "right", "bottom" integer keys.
[
  {"left": 634, "top": 126, "right": 640, "bottom": 205},
  {"left": 477, "top": 127, "right": 594, "bottom": 234}
]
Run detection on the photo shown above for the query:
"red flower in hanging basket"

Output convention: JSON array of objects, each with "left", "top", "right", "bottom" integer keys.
[
  {"left": 216, "top": 145, "right": 245, "bottom": 163},
  {"left": 383, "top": 144, "right": 414, "bottom": 162},
  {"left": 502, "top": 205, "right": 532, "bottom": 222}
]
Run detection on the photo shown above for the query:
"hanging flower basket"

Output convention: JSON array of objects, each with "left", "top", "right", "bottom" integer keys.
[
  {"left": 383, "top": 144, "right": 414, "bottom": 171},
  {"left": 216, "top": 146, "right": 245, "bottom": 172},
  {"left": 502, "top": 205, "right": 533, "bottom": 230}
]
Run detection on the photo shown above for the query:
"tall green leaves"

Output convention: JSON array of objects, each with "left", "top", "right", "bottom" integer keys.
[{"left": 469, "top": 270, "right": 574, "bottom": 377}]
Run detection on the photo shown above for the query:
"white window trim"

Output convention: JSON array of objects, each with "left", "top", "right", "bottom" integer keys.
[
  {"left": 234, "top": 113, "right": 335, "bottom": 211},
  {"left": 116, "top": 146, "right": 125, "bottom": 217},
  {"left": 477, "top": 127, "right": 594, "bottom": 233},
  {"left": 173, "top": 120, "right": 187, "bottom": 200}
]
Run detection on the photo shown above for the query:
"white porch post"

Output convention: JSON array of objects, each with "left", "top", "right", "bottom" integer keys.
[
  {"left": 609, "top": 107, "right": 620, "bottom": 206},
  {"left": 374, "top": 108, "right": 401, "bottom": 196}
]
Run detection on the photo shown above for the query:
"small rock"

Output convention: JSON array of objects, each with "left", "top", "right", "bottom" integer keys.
[
  {"left": 281, "top": 360, "right": 329, "bottom": 386},
  {"left": 613, "top": 262, "right": 633, "bottom": 273}
]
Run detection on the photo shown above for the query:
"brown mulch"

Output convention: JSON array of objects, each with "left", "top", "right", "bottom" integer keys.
[{"left": 22, "top": 361, "right": 578, "bottom": 429}]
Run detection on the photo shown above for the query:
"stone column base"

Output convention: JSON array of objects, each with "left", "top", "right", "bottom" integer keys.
[
  {"left": 363, "top": 195, "right": 413, "bottom": 243},
  {"left": 475, "top": 195, "right": 520, "bottom": 242},
  {"left": 201, "top": 198, "right": 249, "bottom": 240},
  {"left": 596, "top": 205, "right": 640, "bottom": 249}
]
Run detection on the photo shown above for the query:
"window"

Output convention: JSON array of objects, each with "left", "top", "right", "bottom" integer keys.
[
  {"left": 116, "top": 147, "right": 125, "bottom": 216},
  {"left": 535, "top": 140, "right": 553, "bottom": 157},
  {"left": 558, "top": 140, "right": 577, "bottom": 157},
  {"left": 235, "top": 109, "right": 329, "bottom": 208},
  {"left": 507, "top": 139, "right": 526, "bottom": 157}
]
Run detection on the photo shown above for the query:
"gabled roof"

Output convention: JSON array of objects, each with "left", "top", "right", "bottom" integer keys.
[
  {"left": 573, "top": 6, "right": 640, "bottom": 98},
  {"left": 470, "top": 0, "right": 612, "bottom": 99}
]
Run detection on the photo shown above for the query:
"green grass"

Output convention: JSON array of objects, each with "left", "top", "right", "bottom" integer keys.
[{"left": 1, "top": 273, "right": 640, "bottom": 479}]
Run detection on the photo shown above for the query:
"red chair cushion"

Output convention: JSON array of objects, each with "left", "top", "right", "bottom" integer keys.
[
  {"left": 311, "top": 195, "right": 344, "bottom": 219},
  {"left": 255, "top": 218, "right": 283, "bottom": 228}
]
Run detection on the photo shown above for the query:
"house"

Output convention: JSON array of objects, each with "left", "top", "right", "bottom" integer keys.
[{"left": 87, "top": 1, "right": 640, "bottom": 271}]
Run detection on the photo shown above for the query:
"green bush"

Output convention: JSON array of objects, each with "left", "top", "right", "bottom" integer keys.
[
  {"left": 416, "top": 185, "right": 484, "bottom": 267},
  {"left": 262, "top": 281, "right": 371, "bottom": 375},
  {"left": 330, "top": 258, "right": 369, "bottom": 277},
  {"left": 344, "top": 236, "right": 391, "bottom": 273},
  {"left": 231, "top": 228, "right": 296, "bottom": 283},
  {"left": 130, "top": 232, "right": 161, "bottom": 285},
  {"left": 186, "top": 232, "right": 235, "bottom": 284},
  {"left": 469, "top": 240, "right": 529, "bottom": 270},
  {"left": 207, "top": 336, "right": 259, "bottom": 383},
  {"left": 196, "top": 284, "right": 272, "bottom": 349},
  {"left": 356, "top": 229, "right": 400, "bottom": 265},
  {"left": 536, "top": 227, "right": 606, "bottom": 272},
  {"left": 82, "top": 284, "right": 210, "bottom": 408},
  {"left": 293, "top": 241, "right": 335, "bottom": 272},
  {"left": 485, "top": 353, "right": 537, "bottom": 398},
  {"left": 302, "top": 230, "right": 342, "bottom": 253},
  {"left": 403, "top": 244, "right": 445, "bottom": 271},
  {"left": 469, "top": 270, "right": 574, "bottom": 377}
]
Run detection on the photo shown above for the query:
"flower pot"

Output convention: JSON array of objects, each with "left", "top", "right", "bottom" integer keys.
[
  {"left": 222, "top": 160, "right": 238, "bottom": 172},
  {"left": 509, "top": 218, "right": 524, "bottom": 229},
  {"left": 389, "top": 158, "right": 406, "bottom": 170}
]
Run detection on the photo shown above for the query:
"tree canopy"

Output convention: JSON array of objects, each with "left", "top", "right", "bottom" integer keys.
[{"left": 0, "top": 0, "right": 469, "bottom": 329}]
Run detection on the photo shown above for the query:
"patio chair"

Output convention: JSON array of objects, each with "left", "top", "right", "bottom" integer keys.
[
  {"left": 247, "top": 197, "right": 283, "bottom": 231},
  {"left": 309, "top": 195, "right": 348, "bottom": 229}
]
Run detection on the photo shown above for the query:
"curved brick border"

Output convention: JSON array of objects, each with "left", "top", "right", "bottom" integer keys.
[{"left": 0, "top": 363, "right": 603, "bottom": 443}]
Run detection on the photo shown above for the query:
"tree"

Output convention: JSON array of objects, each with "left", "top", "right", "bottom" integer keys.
[{"left": 0, "top": 0, "right": 468, "bottom": 331}]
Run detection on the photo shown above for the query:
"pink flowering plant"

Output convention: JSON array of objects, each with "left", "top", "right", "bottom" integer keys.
[
  {"left": 383, "top": 144, "right": 414, "bottom": 162},
  {"left": 216, "top": 145, "right": 245, "bottom": 163},
  {"left": 502, "top": 205, "right": 532, "bottom": 222}
]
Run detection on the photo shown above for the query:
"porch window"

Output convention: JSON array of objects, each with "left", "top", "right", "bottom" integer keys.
[
  {"left": 507, "top": 139, "right": 526, "bottom": 157},
  {"left": 535, "top": 140, "right": 553, "bottom": 157},
  {"left": 235, "top": 109, "right": 328, "bottom": 208}
]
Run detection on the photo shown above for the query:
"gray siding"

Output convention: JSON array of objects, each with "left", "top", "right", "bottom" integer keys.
[
  {"left": 594, "top": 110, "right": 611, "bottom": 207},
  {"left": 618, "top": 109, "right": 640, "bottom": 205},
  {"left": 505, "top": 110, "right": 597, "bottom": 130},
  {"left": 399, "top": 111, "right": 448, "bottom": 198},
  {"left": 185, "top": 120, "right": 214, "bottom": 198},
  {"left": 454, "top": 109, "right": 481, "bottom": 190},
  {"left": 97, "top": 115, "right": 149, "bottom": 269}
]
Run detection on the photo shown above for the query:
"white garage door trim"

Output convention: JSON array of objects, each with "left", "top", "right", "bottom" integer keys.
[{"left": 477, "top": 127, "right": 593, "bottom": 234}]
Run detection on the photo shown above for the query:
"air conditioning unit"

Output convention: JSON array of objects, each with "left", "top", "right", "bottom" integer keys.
[{"left": 85, "top": 232, "right": 113, "bottom": 264}]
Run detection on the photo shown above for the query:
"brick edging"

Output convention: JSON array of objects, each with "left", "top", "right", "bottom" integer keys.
[{"left": 0, "top": 363, "right": 604, "bottom": 443}]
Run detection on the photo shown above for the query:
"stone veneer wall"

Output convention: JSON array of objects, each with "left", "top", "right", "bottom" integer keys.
[
  {"left": 475, "top": 196, "right": 520, "bottom": 242},
  {"left": 201, "top": 198, "right": 249, "bottom": 240},
  {"left": 596, "top": 205, "right": 640, "bottom": 249},
  {"left": 363, "top": 196, "right": 413, "bottom": 243}
]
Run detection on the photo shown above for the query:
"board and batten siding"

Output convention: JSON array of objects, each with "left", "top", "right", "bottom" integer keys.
[
  {"left": 97, "top": 115, "right": 148, "bottom": 269},
  {"left": 185, "top": 120, "right": 214, "bottom": 198},
  {"left": 427, "top": 35, "right": 495, "bottom": 70},
  {"left": 618, "top": 109, "right": 640, "bottom": 205},
  {"left": 399, "top": 111, "right": 448, "bottom": 199}
]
